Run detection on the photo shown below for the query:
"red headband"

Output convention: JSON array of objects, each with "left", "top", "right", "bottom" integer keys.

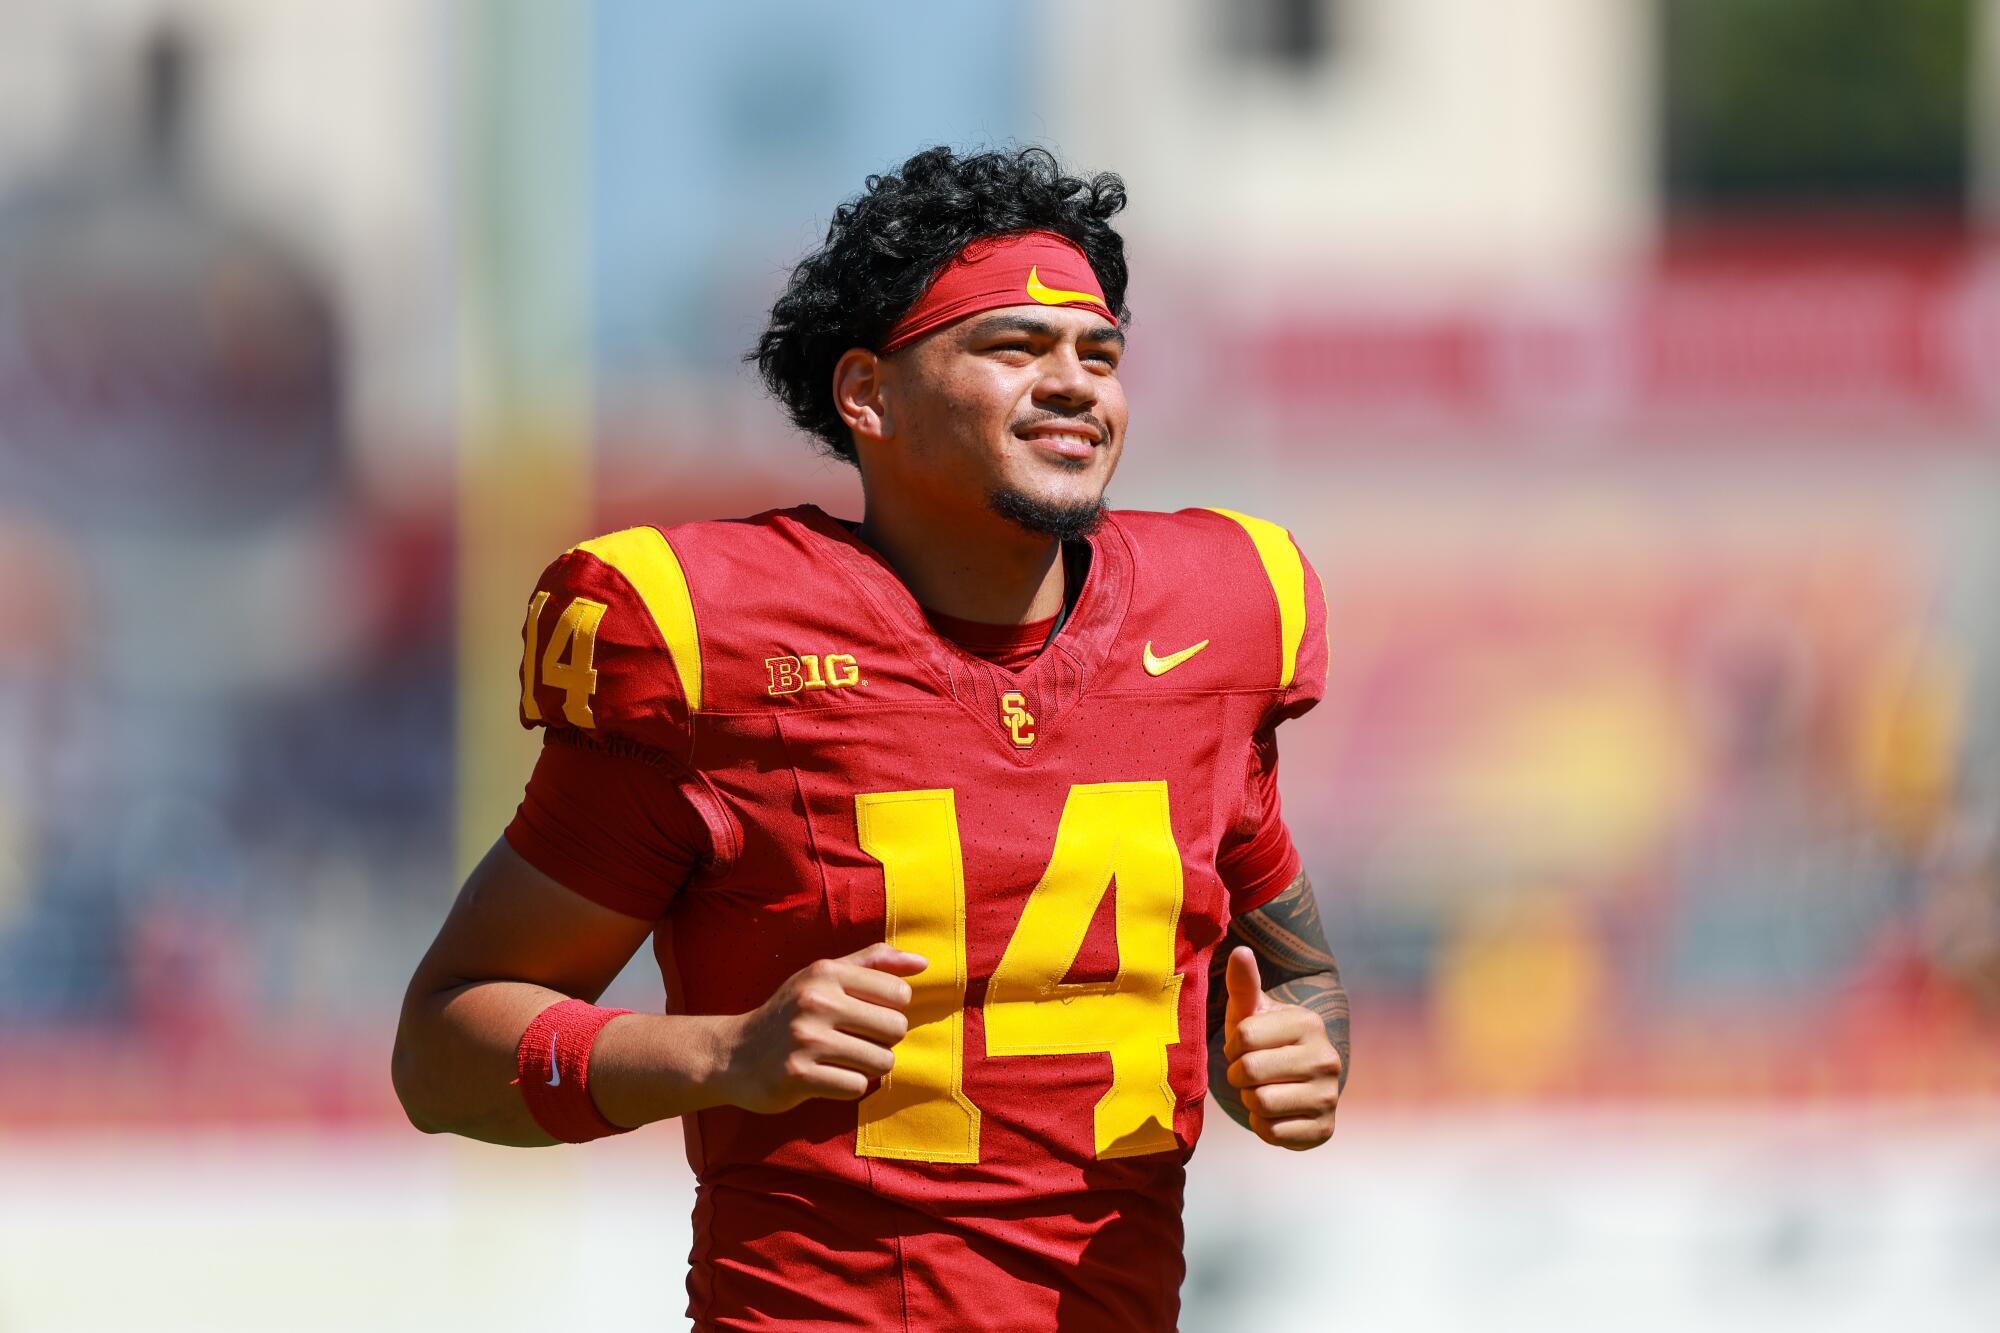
[{"left": 879, "top": 229, "right": 1115, "bottom": 353}]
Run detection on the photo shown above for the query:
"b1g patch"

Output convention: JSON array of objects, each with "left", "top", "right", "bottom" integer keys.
[
  {"left": 767, "top": 652, "right": 863, "bottom": 696},
  {"left": 1000, "top": 691, "right": 1036, "bottom": 748}
]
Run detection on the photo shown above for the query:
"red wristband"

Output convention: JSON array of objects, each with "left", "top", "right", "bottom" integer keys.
[{"left": 514, "top": 998, "right": 635, "bottom": 1143}]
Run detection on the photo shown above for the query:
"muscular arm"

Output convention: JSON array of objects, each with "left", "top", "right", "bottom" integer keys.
[
  {"left": 390, "top": 838, "right": 738, "bottom": 1146},
  {"left": 1206, "top": 870, "right": 1350, "bottom": 1131},
  {"left": 391, "top": 838, "right": 921, "bottom": 1148}
]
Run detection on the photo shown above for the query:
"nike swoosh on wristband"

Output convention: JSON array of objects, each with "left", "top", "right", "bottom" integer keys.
[
  {"left": 545, "top": 1033, "right": 561, "bottom": 1086},
  {"left": 1025, "top": 265, "right": 1108, "bottom": 310},
  {"left": 1143, "top": 639, "right": 1210, "bottom": 675}
]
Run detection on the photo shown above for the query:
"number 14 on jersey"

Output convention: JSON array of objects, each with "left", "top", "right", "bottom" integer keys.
[{"left": 854, "top": 781, "right": 1186, "bottom": 1164}]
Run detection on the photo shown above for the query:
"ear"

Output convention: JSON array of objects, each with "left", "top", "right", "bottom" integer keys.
[{"left": 832, "top": 348, "right": 893, "bottom": 444}]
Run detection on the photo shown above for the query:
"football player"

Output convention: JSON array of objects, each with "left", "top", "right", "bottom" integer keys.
[{"left": 393, "top": 146, "right": 1348, "bottom": 1331}]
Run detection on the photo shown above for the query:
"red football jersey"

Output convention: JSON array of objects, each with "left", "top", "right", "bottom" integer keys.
[{"left": 508, "top": 505, "right": 1327, "bottom": 1331}]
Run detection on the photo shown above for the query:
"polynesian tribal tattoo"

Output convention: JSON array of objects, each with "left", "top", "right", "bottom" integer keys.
[{"left": 1205, "top": 871, "right": 1351, "bottom": 1131}]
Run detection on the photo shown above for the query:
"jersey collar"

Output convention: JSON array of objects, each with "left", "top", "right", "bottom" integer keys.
[{"left": 783, "top": 504, "right": 1134, "bottom": 753}]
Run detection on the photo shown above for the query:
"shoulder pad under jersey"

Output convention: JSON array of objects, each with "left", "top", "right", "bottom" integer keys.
[
  {"left": 1115, "top": 507, "right": 1328, "bottom": 724},
  {"left": 518, "top": 525, "right": 701, "bottom": 759}
]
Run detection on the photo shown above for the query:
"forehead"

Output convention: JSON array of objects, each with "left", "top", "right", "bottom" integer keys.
[{"left": 955, "top": 305, "right": 1123, "bottom": 342}]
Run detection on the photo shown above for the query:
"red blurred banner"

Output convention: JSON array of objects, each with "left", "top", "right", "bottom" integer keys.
[{"left": 1191, "top": 234, "right": 2000, "bottom": 434}]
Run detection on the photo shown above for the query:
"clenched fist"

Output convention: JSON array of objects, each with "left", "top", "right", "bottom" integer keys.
[
  {"left": 1221, "top": 946, "right": 1342, "bottom": 1150},
  {"left": 719, "top": 943, "right": 928, "bottom": 1114}
]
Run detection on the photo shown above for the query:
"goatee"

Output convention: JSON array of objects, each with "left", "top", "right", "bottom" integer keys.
[{"left": 987, "top": 488, "right": 1107, "bottom": 542}]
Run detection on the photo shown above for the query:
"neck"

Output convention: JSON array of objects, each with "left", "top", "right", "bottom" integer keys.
[{"left": 856, "top": 486, "right": 1067, "bottom": 624}]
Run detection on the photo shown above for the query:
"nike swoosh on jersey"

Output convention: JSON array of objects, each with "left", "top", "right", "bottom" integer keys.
[
  {"left": 1025, "top": 265, "right": 1108, "bottom": 310},
  {"left": 1142, "top": 639, "right": 1210, "bottom": 675}
]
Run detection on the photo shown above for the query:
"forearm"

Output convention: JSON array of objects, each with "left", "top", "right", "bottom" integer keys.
[
  {"left": 1265, "top": 972, "right": 1349, "bottom": 1091},
  {"left": 1206, "top": 871, "right": 1349, "bottom": 1129},
  {"left": 392, "top": 980, "right": 737, "bottom": 1146}
]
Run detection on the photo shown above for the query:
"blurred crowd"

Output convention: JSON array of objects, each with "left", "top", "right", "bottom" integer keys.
[{"left": 1, "top": 1, "right": 1997, "bottom": 1123}]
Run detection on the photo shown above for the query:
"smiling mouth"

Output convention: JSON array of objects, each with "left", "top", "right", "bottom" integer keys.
[
  {"left": 1015, "top": 417, "right": 1105, "bottom": 447},
  {"left": 1018, "top": 430, "right": 1098, "bottom": 463}
]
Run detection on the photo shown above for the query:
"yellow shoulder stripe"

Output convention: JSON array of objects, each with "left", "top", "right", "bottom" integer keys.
[
  {"left": 573, "top": 526, "right": 703, "bottom": 713},
  {"left": 1208, "top": 508, "right": 1305, "bottom": 689}
]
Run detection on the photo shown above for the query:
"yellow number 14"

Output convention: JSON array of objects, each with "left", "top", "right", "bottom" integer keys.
[
  {"left": 853, "top": 781, "right": 1185, "bottom": 1165},
  {"left": 521, "top": 591, "right": 607, "bottom": 728}
]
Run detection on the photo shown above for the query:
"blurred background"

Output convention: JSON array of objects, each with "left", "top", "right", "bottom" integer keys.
[{"left": 2, "top": 1, "right": 1998, "bottom": 1329}]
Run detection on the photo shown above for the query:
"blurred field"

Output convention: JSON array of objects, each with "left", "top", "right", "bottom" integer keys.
[
  {"left": 6, "top": 1106, "right": 1999, "bottom": 1333},
  {"left": 2, "top": 1, "right": 1998, "bottom": 1329}
]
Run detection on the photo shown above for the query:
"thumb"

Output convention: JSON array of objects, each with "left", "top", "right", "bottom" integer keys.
[
  {"left": 843, "top": 941, "right": 931, "bottom": 977},
  {"left": 1223, "top": 945, "right": 1270, "bottom": 1031}
]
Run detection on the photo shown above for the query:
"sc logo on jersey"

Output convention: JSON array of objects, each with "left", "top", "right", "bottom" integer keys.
[
  {"left": 1000, "top": 691, "right": 1036, "bottom": 748},
  {"left": 766, "top": 652, "right": 862, "bottom": 696}
]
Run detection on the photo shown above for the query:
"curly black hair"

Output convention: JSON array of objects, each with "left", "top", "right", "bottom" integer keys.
[{"left": 750, "top": 145, "right": 1130, "bottom": 465}]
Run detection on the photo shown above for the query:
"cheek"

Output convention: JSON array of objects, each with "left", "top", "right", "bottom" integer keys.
[
  {"left": 1097, "top": 379, "right": 1130, "bottom": 443},
  {"left": 1102, "top": 378, "right": 1129, "bottom": 426},
  {"left": 913, "top": 364, "right": 1016, "bottom": 426},
  {"left": 894, "top": 378, "right": 978, "bottom": 445},
  {"left": 897, "top": 377, "right": 1022, "bottom": 484}
]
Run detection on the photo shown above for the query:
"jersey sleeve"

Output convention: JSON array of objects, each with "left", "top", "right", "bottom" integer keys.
[
  {"left": 508, "top": 526, "right": 716, "bottom": 917},
  {"left": 1204, "top": 508, "right": 1329, "bottom": 729},
  {"left": 1280, "top": 543, "right": 1329, "bottom": 725},
  {"left": 1215, "top": 728, "right": 1303, "bottom": 916},
  {"left": 518, "top": 526, "right": 703, "bottom": 761},
  {"left": 504, "top": 731, "right": 710, "bottom": 920},
  {"left": 1200, "top": 510, "right": 1325, "bottom": 915}
]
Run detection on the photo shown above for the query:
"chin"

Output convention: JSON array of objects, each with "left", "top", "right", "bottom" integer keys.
[{"left": 987, "top": 484, "right": 1108, "bottom": 541}]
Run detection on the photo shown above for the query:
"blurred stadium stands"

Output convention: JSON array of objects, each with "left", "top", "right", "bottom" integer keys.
[{"left": 1, "top": 2, "right": 1997, "bottom": 1329}]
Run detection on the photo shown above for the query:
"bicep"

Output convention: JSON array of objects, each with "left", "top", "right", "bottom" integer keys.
[
  {"left": 1216, "top": 728, "right": 1303, "bottom": 916},
  {"left": 404, "top": 837, "right": 656, "bottom": 1010}
]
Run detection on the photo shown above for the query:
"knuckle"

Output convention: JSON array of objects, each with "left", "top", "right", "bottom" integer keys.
[{"left": 1243, "top": 1017, "right": 1284, "bottom": 1048}]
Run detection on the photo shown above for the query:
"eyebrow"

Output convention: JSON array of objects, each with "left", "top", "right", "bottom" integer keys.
[{"left": 966, "top": 313, "right": 1127, "bottom": 350}]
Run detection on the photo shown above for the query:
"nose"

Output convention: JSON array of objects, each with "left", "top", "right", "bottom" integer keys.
[{"left": 1034, "top": 341, "right": 1097, "bottom": 409}]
